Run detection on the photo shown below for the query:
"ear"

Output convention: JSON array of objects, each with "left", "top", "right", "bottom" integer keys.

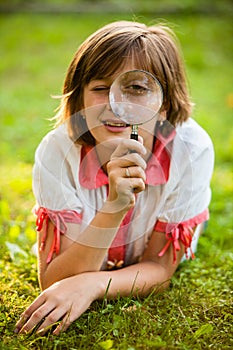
[
  {"left": 79, "top": 108, "right": 86, "bottom": 119},
  {"left": 158, "top": 110, "right": 167, "bottom": 121},
  {"left": 157, "top": 111, "right": 166, "bottom": 126}
]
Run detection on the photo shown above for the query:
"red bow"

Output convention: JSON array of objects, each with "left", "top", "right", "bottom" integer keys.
[
  {"left": 35, "top": 207, "right": 82, "bottom": 264},
  {"left": 158, "top": 224, "right": 194, "bottom": 264}
]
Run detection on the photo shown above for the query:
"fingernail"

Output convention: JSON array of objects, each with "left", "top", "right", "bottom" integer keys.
[{"left": 37, "top": 328, "right": 44, "bottom": 335}]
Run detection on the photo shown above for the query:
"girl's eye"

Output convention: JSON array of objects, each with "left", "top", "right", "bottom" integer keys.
[
  {"left": 129, "top": 84, "right": 147, "bottom": 91},
  {"left": 92, "top": 86, "right": 109, "bottom": 91},
  {"left": 123, "top": 84, "right": 149, "bottom": 95}
]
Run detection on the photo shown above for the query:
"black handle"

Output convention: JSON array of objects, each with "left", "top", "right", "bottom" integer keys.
[{"left": 130, "top": 133, "right": 138, "bottom": 141}]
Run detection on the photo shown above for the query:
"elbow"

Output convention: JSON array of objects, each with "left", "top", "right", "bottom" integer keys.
[
  {"left": 141, "top": 260, "right": 172, "bottom": 295},
  {"left": 37, "top": 256, "right": 52, "bottom": 290},
  {"left": 38, "top": 273, "right": 50, "bottom": 291},
  {"left": 153, "top": 278, "right": 171, "bottom": 294},
  {"left": 148, "top": 273, "right": 171, "bottom": 295},
  {"left": 38, "top": 267, "right": 56, "bottom": 290}
]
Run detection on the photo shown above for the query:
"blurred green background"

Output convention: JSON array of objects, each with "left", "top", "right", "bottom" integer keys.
[
  {"left": 0, "top": 1, "right": 232, "bottom": 348},
  {"left": 0, "top": 0, "right": 232, "bottom": 241}
]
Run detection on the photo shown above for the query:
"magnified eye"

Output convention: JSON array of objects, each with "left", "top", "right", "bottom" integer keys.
[
  {"left": 122, "top": 84, "right": 149, "bottom": 96},
  {"left": 109, "top": 70, "right": 163, "bottom": 128}
]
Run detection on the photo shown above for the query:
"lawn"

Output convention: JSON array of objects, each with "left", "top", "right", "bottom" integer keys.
[{"left": 0, "top": 10, "right": 232, "bottom": 350}]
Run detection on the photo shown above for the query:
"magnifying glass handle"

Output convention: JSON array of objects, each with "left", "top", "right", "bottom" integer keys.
[{"left": 130, "top": 125, "right": 138, "bottom": 141}]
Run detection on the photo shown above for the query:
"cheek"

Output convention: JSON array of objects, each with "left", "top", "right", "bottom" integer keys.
[
  {"left": 138, "top": 119, "right": 156, "bottom": 150},
  {"left": 139, "top": 118, "right": 157, "bottom": 135},
  {"left": 84, "top": 104, "right": 106, "bottom": 129},
  {"left": 84, "top": 94, "right": 108, "bottom": 108}
]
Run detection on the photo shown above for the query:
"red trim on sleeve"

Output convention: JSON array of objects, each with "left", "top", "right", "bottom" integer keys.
[
  {"left": 154, "top": 209, "right": 209, "bottom": 264},
  {"left": 35, "top": 207, "right": 82, "bottom": 264}
]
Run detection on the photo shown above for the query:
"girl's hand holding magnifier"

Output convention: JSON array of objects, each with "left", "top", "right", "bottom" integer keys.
[
  {"left": 105, "top": 69, "right": 162, "bottom": 213},
  {"left": 106, "top": 137, "right": 147, "bottom": 212}
]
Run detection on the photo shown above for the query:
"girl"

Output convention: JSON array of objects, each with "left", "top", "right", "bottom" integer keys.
[{"left": 15, "top": 20, "right": 214, "bottom": 335}]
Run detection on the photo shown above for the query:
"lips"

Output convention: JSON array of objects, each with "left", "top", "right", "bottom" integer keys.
[
  {"left": 104, "top": 121, "right": 129, "bottom": 127},
  {"left": 102, "top": 120, "right": 130, "bottom": 133}
]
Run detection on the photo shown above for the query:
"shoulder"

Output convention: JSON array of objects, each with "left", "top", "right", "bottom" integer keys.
[
  {"left": 35, "top": 123, "right": 81, "bottom": 161},
  {"left": 175, "top": 118, "right": 214, "bottom": 160},
  {"left": 36, "top": 123, "right": 73, "bottom": 152},
  {"left": 33, "top": 124, "right": 83, "bottom": 209}
]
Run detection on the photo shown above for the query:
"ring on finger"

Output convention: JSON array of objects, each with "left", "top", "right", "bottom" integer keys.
[{"left": 125, "top": 167, "right": 131, "bottom": 178}]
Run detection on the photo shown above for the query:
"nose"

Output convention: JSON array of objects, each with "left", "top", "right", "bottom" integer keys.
[{"left": 106, "top": 100, "right": 112, "bottom": 111}]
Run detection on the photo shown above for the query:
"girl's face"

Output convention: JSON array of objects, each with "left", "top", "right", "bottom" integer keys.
[{"left": 83, "top": 64, "right": 157, "bottom": 152}]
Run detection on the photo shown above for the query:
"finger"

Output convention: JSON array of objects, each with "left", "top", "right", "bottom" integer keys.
[
  {"left": 18, "top": 303, "right": 55, "bottom": 334},
  {"left": 109, "top": 153, "right": 147, "bottom": 171},
  {"left": 124, "top": 166, "right": 146, "bottom": 182},
  {"left": 52, "top": 312, "right": 73, "bottom": 335},
  {"left": 15, "top": 294, "right": 46, "bottom": 332},
  {"left": 52, "top": 302, "right": 90, "bottom": 335},
  {"left": 129, "top": 178, "right": 146, "bottom": 193},
  {"left": 111, "top": 139, "right": 146, "bottom": 158},
  {"left": 137, "top": 135, "right": 144, "bottom": 145},
  {"left": 36, "top": 308, "right": 67, "bottom": 335},
  {"left": 122, "top": 153, "right": 147, "bottom": 169},
  {"left": 116, "top": 177, "right": 145, "bottom": 199}
]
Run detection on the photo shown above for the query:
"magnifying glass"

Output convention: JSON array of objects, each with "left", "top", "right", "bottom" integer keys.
[{"left": 109, "top": 70, "right": 163, "bottom": 140}]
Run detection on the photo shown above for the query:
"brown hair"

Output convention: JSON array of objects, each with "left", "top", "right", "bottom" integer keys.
[{"left": 55, "top": 20, "right": 193, "bottom": 145}]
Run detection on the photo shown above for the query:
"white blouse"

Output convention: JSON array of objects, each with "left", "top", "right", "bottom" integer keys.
[{"left": 33, "top": 118, "right": 214, "bottom": 268}]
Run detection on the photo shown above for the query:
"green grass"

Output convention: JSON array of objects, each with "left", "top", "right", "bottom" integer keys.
[{"left": 0, "top": 12, "right": 233, "bottom": 350}]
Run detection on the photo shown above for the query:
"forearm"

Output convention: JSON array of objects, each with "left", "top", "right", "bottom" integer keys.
[
  {"left": 94, "top": 261, "right": 171, "bottom": 300},
  {"left": 16, "top": 260, "right": 174, "bottom": 336},
  {"left": 40, "top": 202, "right": 128, "bottom": 289}
]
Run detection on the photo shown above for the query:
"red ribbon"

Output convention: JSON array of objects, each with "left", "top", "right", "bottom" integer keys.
[
  {"left": 158, "top": 223, "right": 194, "bottom": 264},
  {"left": 35, "top": 207, "right": 82, "bottom": 264}
]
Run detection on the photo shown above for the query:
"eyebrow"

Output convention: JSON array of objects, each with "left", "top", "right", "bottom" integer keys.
[{"left": 88, "top": 77, "right": 113, "bottom": 85}]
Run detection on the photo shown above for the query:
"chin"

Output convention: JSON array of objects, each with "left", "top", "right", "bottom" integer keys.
[{"left": 96, "top": 135, "right": 128, "bottom": 150}]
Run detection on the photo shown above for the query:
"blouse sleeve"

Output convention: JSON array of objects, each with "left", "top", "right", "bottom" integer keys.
[
  {"left": 33, "top": 125, "right": 83, "bottom": 212},
  {"left": 32, "top": 125, "right": 83, "bottom": 263},
  {"left": 154, "top": 125, "right": 214, "bottom": 264}
]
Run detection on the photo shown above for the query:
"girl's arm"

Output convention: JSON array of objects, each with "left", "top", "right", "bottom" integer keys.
[
  {"left": 38, "top": 205, "right": 128, "bottom": 290},
  {"left": 38, "top": 138, "right": 147, "bottom": 290},
  {"left": 98, "top": 229, "right": 184, "bottom": 298},
  {"left": 15, "top": 230, "right": 184, "bottom": 335}
]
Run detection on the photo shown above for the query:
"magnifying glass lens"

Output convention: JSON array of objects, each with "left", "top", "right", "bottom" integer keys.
[{"left": 109, "top": 70, "right": 163, "bottom": 136}]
